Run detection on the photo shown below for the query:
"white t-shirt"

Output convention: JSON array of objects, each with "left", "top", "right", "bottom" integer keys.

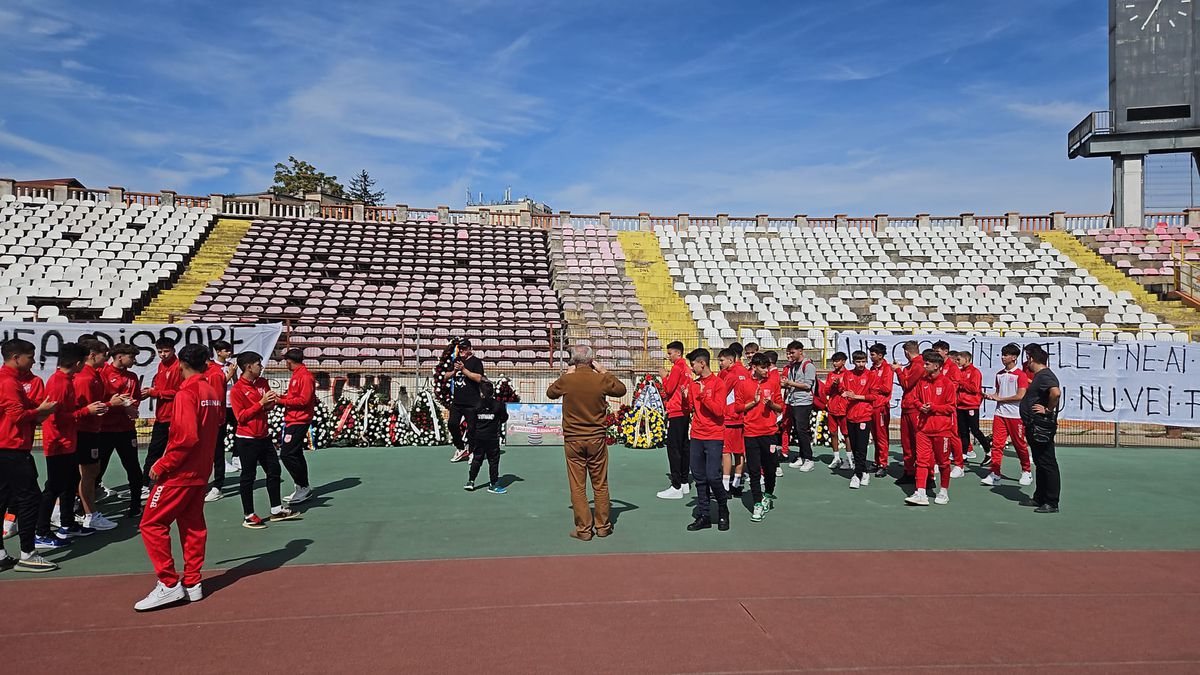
[{"left": 994, "top": 367, "right": 1031, "bottom": 419}]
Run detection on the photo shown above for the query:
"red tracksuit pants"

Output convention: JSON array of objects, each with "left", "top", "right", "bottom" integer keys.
[
  {"left": 947, "top": 421, "right": 964, "bottom": 468},
  {"left": 900, "top": 410, "right": 919, "bottom": 476},
  {"left": 915, "top": 433, "right": 952, "bottom": 491},
  {"left": 872, "top": 408, "right": 890, "bottom": 467},
  {"left": 990, "top": 416, "right": 1031, "bottom": 476},
  {"left": 140, "top": 484, "right": 207, "bottom": 587}
]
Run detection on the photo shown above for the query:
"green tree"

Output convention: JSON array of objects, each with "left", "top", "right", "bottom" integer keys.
[
  {"left": 346, "top": 169, "right": 386, "bottom": 205},
  {"left": 271, "top": 156, "right": 345, "bottom": 198}
]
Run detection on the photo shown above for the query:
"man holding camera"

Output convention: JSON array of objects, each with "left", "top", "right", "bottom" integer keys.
[{"left": 444, "top": 340, "right": 485, "bottom": 463}]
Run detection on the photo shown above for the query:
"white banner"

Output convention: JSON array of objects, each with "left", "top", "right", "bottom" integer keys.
[
  {"left": 836, "top": 332, "right": 1200, "bottom": 428},
  {"left": 0, "top": 322, "right": 283, "bottom": 418}
]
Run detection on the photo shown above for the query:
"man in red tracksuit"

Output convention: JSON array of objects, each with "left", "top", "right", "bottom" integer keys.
[
  {"left": 204, "top": 347, "right": 237, "bottom": 502},
  {"left": 73, "top": 340, "right": 117, "bottom": 531},
  {"left": 0, "top": 339, "right": 59, "bottom": 573},
  {"left": 744, "top": 353, "right": 783, "bottom": 522},
  {"left": 657, "top": 341, "right": 691, "bottom": 499},
  {"left": 135, "top": 344, "right": 224, "bottom": 611},
  {"left": 231, "top": 351, "right": 300, "bottom": 529},
  {"left": 685, "top": 348, "right": 728, "bottom": 531},
  {"left": 141, "top": 338, "right": 182, "bottom": 490},
  {"left": 277, "top": 349, "right": 316, "bottom": 505},
  {"left": 718, "top": 346, "right": 754, "bottom": 496},
  {"left": 954, "top": 351, "right": 989, "bottom": 467},
  {"left": 906, "top": 350, "right": 957, "bottom": 506},
  {"left": 831, "top": 350, "right": 877, "bottom": 489},
  {"left": 867, "top": 343, "right": 894, "bottom": 477},
  {"left": 896, "top": 341, "right": 924, "bottom": 483},
  {"left": 98, "top": 344, "right": 143, "bottom": 518},
  {"left": 932, "top": 341, "right": 965, "bottom": 473}
]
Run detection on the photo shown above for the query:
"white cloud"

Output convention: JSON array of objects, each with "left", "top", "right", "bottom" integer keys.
[{"left": 1007, "top": 101, "right": 1095, "bottom": 125}]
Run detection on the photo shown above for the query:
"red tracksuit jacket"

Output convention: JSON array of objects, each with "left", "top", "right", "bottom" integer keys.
[
  {"left": 688, "top": 374, "right": 727, "bottom": 440},
  {"left": 838, "top": 366, "right": 877, "bottom": 424},
  {"left": 824, "top": 368, "right": 849, "bottom": 417},
  {"left": 719, "top": 362, "right": 752, "bottom": 426},
  {"left": 0, "top": 365, "right": 40, "bottom": 450},
  {"left": 73, "top": 364, "right": 106, "bottom": 434},
  {"left": 870, "top": 360, "right": 894, "bottom": 412},
  {"left": 150, "top": 374, "right": 224, "bottom": 487},
  {"left": 745, "top": 375, "right": 783, "bottom": 438},
  {"left": 42, "top": 369, "right": 86, "bottom": 456},
  {"left": 898, "top": 355, "right": 925, "bottom": 412},
  {"left": 662, "top": 358, "right": 690, "bottom": 418},
  {"left": 957, "top": 363, "right": 984, "bottom": 410},
  {"left": 100, "top": 363, "right": 140, "bottom": 432},
  {"left": 915, "top": 372, "right": 957, "bottom": 436},
  {"left": 277, "top": 364, "right": 316, "bottom": 425},
  {"left": 146, "top": 358, "right": 182, "bottom": 423},
  {"left": 231, "top": 376, "right": 272, "bottom": 438}
]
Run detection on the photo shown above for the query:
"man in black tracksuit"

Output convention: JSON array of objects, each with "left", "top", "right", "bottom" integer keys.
[
  {"left": 444, "top": 340, "right": 485, "bottom": 463},
  {"left": 464, "top": 381, "right": 507, "bottom": 494}
]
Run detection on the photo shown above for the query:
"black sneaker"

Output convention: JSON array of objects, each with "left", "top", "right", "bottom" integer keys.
[
  {"left": 686, "top": 517, "right": 711, "bottom": 531},
  {"left": 1034, "top": 504, "right": 1060, "bottom": 514},
  {"left": 717, "top": 516, "right": 730, "bottom": 531}
]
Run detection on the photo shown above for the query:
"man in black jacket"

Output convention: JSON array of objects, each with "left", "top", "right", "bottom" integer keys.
[{"left": 463, "top": 381, "right": 508, "bottom": 494}]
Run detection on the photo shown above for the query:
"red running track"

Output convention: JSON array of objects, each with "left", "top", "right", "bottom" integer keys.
[{"left": 4, "top": 551, "right": 1199, "bottom": 673}]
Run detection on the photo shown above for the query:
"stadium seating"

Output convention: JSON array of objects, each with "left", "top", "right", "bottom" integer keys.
[
  {"left": 0, "top": 195, "right": 214, "bottom": 322},
  {"left": 1074, "top": 224, "right": 1199, "bottom": 290},
  {"left": 551, "top": 223, "right": 661, "bottom": 366},
  {"left": 181, "top": 218, "right": 565, "bottom": 368},
  {"left": 659, "top": 223, "right": 1189, "bottom": 352}
]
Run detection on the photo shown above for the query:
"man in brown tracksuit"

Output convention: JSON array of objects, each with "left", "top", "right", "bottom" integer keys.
[{"left": 547, "top": 346, "right": 627, "bottom": 541}]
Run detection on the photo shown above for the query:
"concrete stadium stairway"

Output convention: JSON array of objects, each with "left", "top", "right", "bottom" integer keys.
[
  {"left": 135, "top": 218, "right": 254, "bottom": 324},
  {"left": 616, "top": 230, "right": 699, "bottom": 348},
  {"left": 1040, "top": 229, "right": 1200, "bottom": 329}
]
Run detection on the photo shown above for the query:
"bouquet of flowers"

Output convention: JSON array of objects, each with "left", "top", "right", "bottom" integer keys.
[
  {"left": 433, "top": 336, "right": 469, "bottom": 407},
  {"left": 605, "top": 404, "right": 630, "bottom": 446},
  {"left": 620, "top": 405, "right": 667, "bottom": 449},
  {"left": 494, "top": 376, "right": 520, "bottom": 403},
  {"left": 812, "top": 409, "right": 830, "bottom": 447},
  {"left": 224, "top": 399, "right": 335, "bottom": 453},
  {"left": 631, "top": 373, "right": 664, "bottom": 410},
  {"left": 404, "top": 389, "right": 451, "bottom": 446}
]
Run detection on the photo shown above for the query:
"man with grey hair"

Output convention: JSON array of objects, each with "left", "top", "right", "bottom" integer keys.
[{"left": 546, "top": 346, "right": 627, "bottom": 541}]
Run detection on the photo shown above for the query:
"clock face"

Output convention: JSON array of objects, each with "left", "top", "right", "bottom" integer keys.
[{"left": 1122, "top": 0, "right": 1192, "bottom": 34}]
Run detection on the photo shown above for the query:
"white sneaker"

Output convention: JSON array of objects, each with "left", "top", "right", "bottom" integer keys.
[
  {"left": 134, "top": 581, "right": 186, "bottom": 611},
  {"left": 51, "top": 504, "right": 61, "bottom": 528},
  {"left": 829, "top": 457, "right": 843, "bottom": 470},
  {"left": 2, "top": 518, "right": 15, "bottom": 539},
  {"left": 230, "top": 457, "right": 242, "bottom": 471},
  {"left": 83, "top": 512, "right": 117, "bottom": 531},
  {"left": 1019, "top": 471, "right": 1033, "bottom": 486},
  {"left": 656, "top": 486, "right": 685, "bottom": 500},
  {"left": 99, "top": 483, "right": 117, "bottom": 499},
  {"left": 799, "top": 460, "right": 816, "bottom": 473},
  {"left": 905, "top": 492, "right": 929, "bottom": 506},
  {"left": 949, "top": 466, "right": 965, "bottom": 479},
  {"left": 965, "top": 450, "right": 978, "bottom": 460},
  {"left": 224, "top": 460, "right": 239, "bottom": 474},
  {"left": 980, "top": 473, "right": 1002, "bottom": 486},
  {"left": 788, "top": 458, "right": 805, "bottom": 469},
  {"left": 203, "top": 487, "right": 222, "bottom": 503},
  {"left": 140, "top": 487, "right": 151, "bottom": 501},
  {"left": 681, "top": 483, "right": 691, "bottom": 495},
  {"left": 849, "top": 476, "right": 861, "bottom": 489},
  {"left": 287, "top": 486, "right": 312, "bottom": 504},
  {"left": 775, "top": 466, "right": 784, "bottom": 477},
  {"left": 847, "top": 457, "right": 856, "bottom": 471},
  {"left": 860, "top": 473, "right": 871, "bottom": 486},
  {"left": 186, "top": 583, "right": 203, "bottom": 602},
  {"left": 934, "top": 491, "right": 950, "bottom": 505}
]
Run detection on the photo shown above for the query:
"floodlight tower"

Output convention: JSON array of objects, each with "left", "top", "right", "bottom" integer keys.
[{"left": 1068, "top": 0, "right": 1200, "bottom": 226}]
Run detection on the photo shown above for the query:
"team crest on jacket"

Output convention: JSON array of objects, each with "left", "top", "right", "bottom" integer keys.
[{"left": 935, "top": 387, "right": 943, "bottom": 395}]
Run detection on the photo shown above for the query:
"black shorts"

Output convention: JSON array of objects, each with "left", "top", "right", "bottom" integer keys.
[
  {"left": 75, "top": 431, "right": 103, "bottom": 465},
  {"left": 99, "top": 429, "right": 138, "bottom": 456}
]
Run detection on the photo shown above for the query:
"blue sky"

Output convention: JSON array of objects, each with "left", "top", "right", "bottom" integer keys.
[{"left": 0, "top": 0, "right": 1125, "bottom": 216}]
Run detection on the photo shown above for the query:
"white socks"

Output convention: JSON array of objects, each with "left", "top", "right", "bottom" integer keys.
[
  {"left": 20, "top": 550, "right": 34, "bottom": 560},
  {"left": 270, "top": 506, "right": 283, "bottom": 515},
  {"left": 732, "top": 475, "right": 743, "bottom": 488},
  {"left": 722, "top": 476, "right": 731, "bottom": 490}
]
